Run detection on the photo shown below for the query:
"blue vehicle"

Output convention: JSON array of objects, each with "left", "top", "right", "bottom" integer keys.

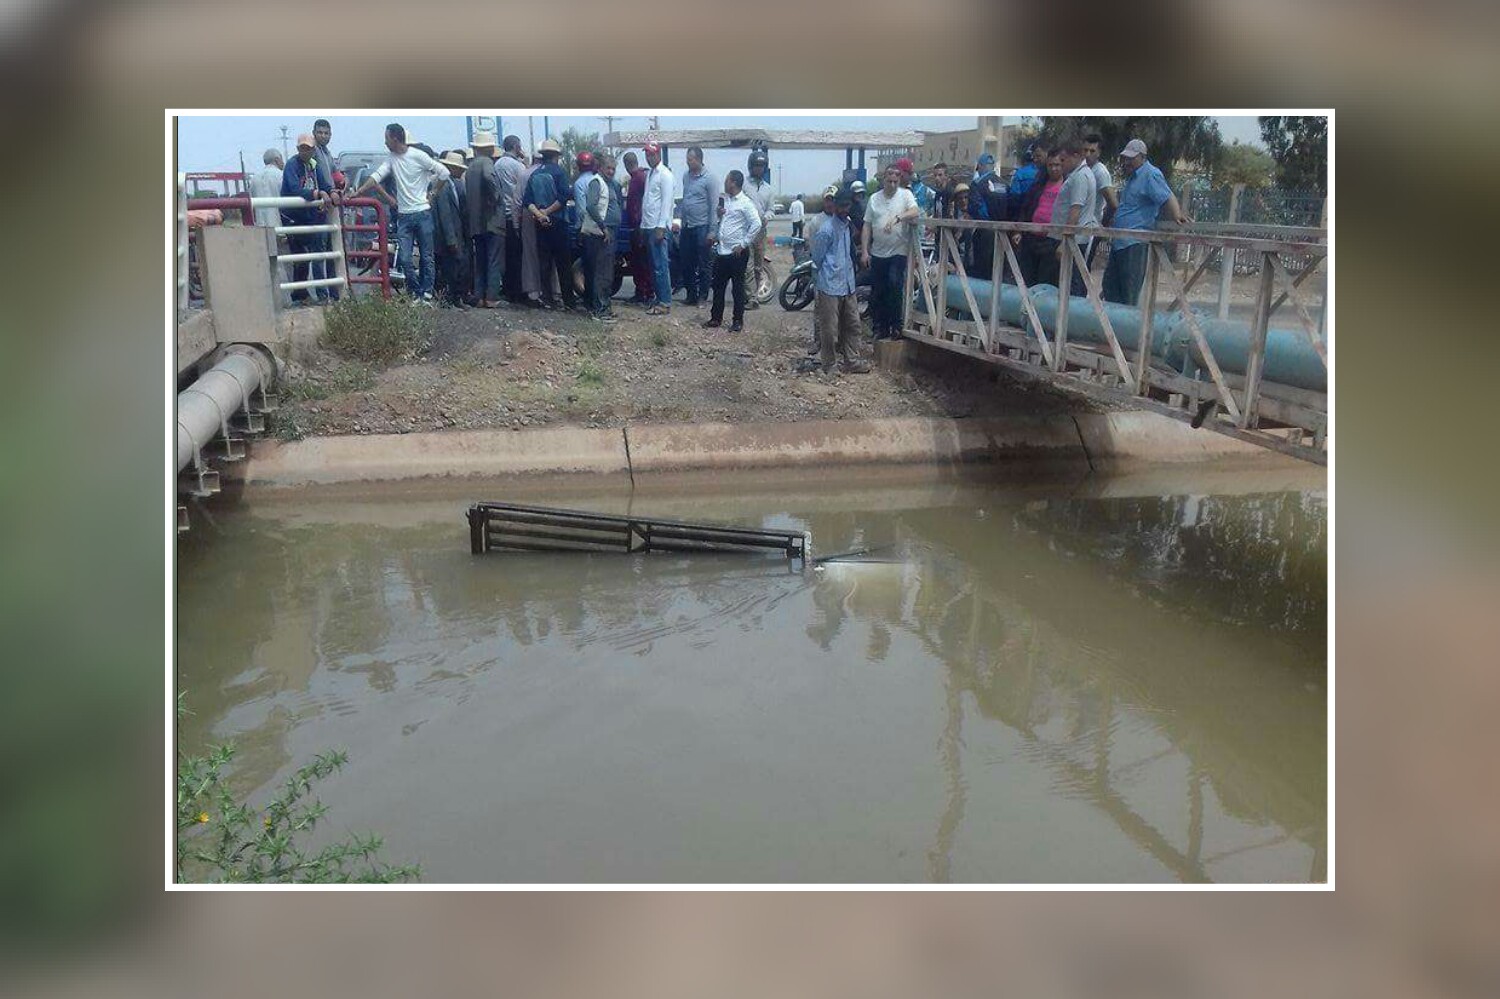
[{"left": 565, "top": 203, "right": 682, "bottom": 298}]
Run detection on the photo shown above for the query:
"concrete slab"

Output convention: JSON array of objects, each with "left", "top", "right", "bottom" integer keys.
[
  {"left": 176, "top": 310, "right": 217, "bottom": 375},
  {"left": 626, "top": 416, "right": 1085, "bottom": 473},
  {"left": 1075, "top": 411, "right": 1272, "bottom": 464},
  {"left": 233, "top": 426, "right": 631, "bottom": 487}
]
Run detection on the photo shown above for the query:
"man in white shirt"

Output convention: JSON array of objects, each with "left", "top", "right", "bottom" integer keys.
[
  {"left": 859, "top": 165, "right": 919, "bottom": 340},
  {"left": 788, "top": 194, "right": 805, "bottom": 239},
  {"left": 248, "top": 148, "right": 285, "bottom": 226},
  {"left": 248, "top": 149, "right": 289, "bottom": 301},
  {"left": 346, "top": 122, "right": 448, "bottom": 303},
  {"left": 1054, "top": 138, "right": 1098, "bottom": 298},
  {"left": 640, "top": 142, "right": 675, "bottom": 314},
  {"left": 1082, "top": 132, "right": 1119, "bottom": 268},
  {"left": 703, "top": 170, "right": 763, "bottom": 333}
]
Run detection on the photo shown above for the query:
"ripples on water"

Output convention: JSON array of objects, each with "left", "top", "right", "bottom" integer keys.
[{"left": 177, "top": 472, "right": 1327, "bottom": 883}]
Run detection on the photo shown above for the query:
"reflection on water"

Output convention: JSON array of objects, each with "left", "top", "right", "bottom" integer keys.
[{"left": 176, "top": 471, "right": 1326, "bottom": 883}]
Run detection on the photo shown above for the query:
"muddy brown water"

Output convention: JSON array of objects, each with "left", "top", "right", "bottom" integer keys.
[{"left": 177, "top": 463, "right": 1327, "bottom": 883}]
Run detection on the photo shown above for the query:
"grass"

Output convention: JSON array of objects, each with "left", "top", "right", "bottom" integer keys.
[
  {"left": 576, "top": 358, "right": 606, "bottom": 387},
  {"left": 650, "top": 329, "right": 670, "bottom": 348},
  {"left": 281, "top": 361, "right": 375, "bottom": 403},
  {"left": 320, "top": 296, "right": 432, "bottom": 365}
]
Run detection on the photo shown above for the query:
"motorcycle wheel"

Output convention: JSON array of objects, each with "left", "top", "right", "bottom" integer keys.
[
  {"left": 755, "top": 263, "right": 778, "bottom": 304},
  {"left": 779, "top": 272, "right": 814, "bottom": 311}
]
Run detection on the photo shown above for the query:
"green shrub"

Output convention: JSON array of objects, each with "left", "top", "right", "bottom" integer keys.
[
  {"left": 320, "top": 296, "right": 431, "bottom": 365},
  {"left": 177, "top": 742, "right": 419, "bottom": 884},
  {"left": 576, "top": 359, "right": 605, "bottom": 387}
]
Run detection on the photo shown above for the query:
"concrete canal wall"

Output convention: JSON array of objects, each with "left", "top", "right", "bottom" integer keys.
[{"left": 228, "top": 411, "right": 1276, "bottom": 489}]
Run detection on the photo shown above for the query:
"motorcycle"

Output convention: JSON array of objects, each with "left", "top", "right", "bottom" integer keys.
[{"left": 778, "top": 237, "right": 870, "bottom": 318}]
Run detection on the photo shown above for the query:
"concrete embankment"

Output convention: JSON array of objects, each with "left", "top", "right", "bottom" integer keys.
[{"left": 227, "top": 411, "right": 1280, "bottom": 489}]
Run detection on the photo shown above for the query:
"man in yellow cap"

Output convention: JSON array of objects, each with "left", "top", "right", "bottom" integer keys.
[{"left": 279, "top": 133, "right": 337, "bottom": 305}]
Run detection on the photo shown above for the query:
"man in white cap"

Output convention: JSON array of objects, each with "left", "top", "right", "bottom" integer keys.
[
  {"left": 1101, "top": 137, "right": 1190, "bottom": 305},
  {"left": 465, "top": 132, "right": 504, "bottom": 307}
]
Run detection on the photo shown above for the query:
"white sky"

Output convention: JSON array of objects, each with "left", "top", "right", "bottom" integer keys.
[{"left": 177, "top": 114, "right": 1263, "bottom": 196}]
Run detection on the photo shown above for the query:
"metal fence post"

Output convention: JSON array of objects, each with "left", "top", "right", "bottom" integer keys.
[
  {"left": 176, "top": 173, "right": 189, "bottom": 315},
  {"left": 1217, "top": 183, "right": 1243, "bottom": 320},
  {"left": 1054, "top": 240, "right": 1072, "bottom": 371},
  {"left": 1239, "top": 251, "right": 1275, "bottom": 428}
]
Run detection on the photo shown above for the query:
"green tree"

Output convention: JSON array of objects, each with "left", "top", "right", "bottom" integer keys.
[
  {"left": 1258, "top": 116, "right": 1327, "bottom": 193},
  {"left": 1214, "top": 141, "right": 1275, "bottom": 189},
  {"left": 1034, "top": 116, "right": 1222, "bottom": 182},
  {"left": 556, "top": 127, "right": 601, "bottom": 166}
]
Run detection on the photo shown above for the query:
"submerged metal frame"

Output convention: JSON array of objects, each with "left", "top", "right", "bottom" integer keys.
[{"left": 468, "top": 502, "right": 807, "bottom": 558}]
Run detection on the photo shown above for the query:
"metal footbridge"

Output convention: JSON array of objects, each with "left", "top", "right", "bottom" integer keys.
[{"left": 901, "top": 216, "right": 1328, "bottom": 464}]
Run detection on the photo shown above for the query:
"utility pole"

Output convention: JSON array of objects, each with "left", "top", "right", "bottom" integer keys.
[
  {"left": 278, "top": 125, "right": 290, "bottom": 159},
  {"left": 528, "top": 116, "right": 535, "bottom": 155},
  {"left": 649, "top": 115, "right": 659, "bottom": 131},
  {"left": 599, "top": 115, "right": 616, "bottom": 152},
  {"left": 777, "top": 163, "right": 783, "bottom": 195}
]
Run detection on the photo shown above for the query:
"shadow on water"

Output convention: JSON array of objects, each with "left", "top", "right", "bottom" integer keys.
[{"left": 176, "top": 466, "right": 1326, "bottom": 883}]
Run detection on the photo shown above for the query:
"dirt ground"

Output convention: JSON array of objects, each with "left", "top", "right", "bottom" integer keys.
[{"left": 275, "top": 236, "right": 1084, "bottom": 439}]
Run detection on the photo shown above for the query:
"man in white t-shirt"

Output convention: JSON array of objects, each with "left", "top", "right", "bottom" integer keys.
[
  {"left": 788, "top": 195, "right": 806, "bottom": 239},
  {"left": 1054, "top": 138, "right": 1098, "bottom": 298},
  {"left": 346, "top": 122, "right": 448, "bottom": 303},
  {"left": 859, "top": 166, "right": 919, "bottom": 339},
  {"left": 1082, "top": 133, "right": 1119, "bottom": 268}
]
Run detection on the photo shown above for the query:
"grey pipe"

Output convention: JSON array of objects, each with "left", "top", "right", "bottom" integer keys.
[{"left": 176, "top": 345, "right": 276, "bottom": 473}]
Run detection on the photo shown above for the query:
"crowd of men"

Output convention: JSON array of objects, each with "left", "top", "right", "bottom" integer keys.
[{"left": 256, "top": 120, "right": 1189, "bottom": 373}]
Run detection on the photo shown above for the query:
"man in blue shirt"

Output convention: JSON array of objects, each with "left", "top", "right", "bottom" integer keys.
[
  {"left": 1101, "top": 138, "right": 1190, "bottom": 305},
  {"left": 524, "top": 139, "right": 576, "bottom": 311},
  {"left": 810, "top": 186, "right": 871, "bottom": 376},
  {"left": 1007, "top": 141, "right": 1048, "bottom": 213},
  {"left": 279, "top": 133, "right": 337, "bottom": 305}
]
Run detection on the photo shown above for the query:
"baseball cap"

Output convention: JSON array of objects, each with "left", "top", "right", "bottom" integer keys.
[
  {"left": 295, "top": 133, "right": 316, "bottom": 149},
  {"left": 894, "top": 157, "right": 914, "bottom": 173},
  {"left": 850, "top": 180, "right": 866, "bottom": 193},
  {"left": 643, "top": 142, "right": 660, "bottom": 154},
  {"left": 823, "top": 184, "right": 839, "bottom": 198},
  {"left": 977, "top": 152, "right": 995, "bottom": 165},
  {"left": 1120, "top": 138, "right": 1148, "bottom": 159}
]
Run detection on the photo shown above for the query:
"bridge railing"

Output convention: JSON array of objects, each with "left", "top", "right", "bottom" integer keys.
[
  {"left": 902, "top": 216, "right": 1328, "bottom": 464},
  {"left": 181, "top": 195, "right": 393, "bottom": 304}
]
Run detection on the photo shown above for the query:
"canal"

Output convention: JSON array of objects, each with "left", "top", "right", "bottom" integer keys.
[{"left": 176, "top": 464, "right": 1327, "bottom": 883}]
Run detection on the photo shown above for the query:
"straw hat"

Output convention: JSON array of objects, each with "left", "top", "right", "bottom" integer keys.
[
  {"left": 472, "top": 131, "right": 498, "bottom": 149},
  {"left": 441, "top": 150, "right": 467, "bottom": 172},
  {"left": 538, "top": 138, "right": 562, "bottom": 154}
]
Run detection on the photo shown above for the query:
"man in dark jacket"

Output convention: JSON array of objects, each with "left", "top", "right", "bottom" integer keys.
[
  {"left": 433, "top": 151, "right": 470, "bottom": 308},
  {"left": 524, "top": 138, "right": 576, "bottom": 311},
  {"left": 279, "top": 133, "right": 337, "bottom": 305},
  {"left": 465, "top": 133, "right": 504, "bottom": 307},
  {"left": 968, "top": 152, "right": 1008, "bottom": 278}
]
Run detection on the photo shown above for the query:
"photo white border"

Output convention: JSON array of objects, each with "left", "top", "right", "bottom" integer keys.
[{"left": 167, "top": 108, "right": 1334, "bottom": 891}]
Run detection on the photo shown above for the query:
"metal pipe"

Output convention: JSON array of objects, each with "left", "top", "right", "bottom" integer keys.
[
  {"left": 177, "top": 345, "right": 276, "bottom": 474},
  {"left": 936, "top": 276, "right": 1327, "bottom": 392}
]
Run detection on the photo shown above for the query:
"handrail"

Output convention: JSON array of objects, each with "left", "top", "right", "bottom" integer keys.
[
  {"left": 183, "top": 194, "right": 391, "bottom": 300},
  {"left": 921, "top": 216, "right": 1327, "bottom": 255}
]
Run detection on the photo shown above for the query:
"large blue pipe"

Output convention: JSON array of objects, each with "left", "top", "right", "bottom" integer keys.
[{"left": 933, "top": 277, "right": 1325, "bottom": 393}]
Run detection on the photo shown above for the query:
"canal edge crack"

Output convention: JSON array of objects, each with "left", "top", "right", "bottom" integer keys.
[
  {"left": 1069, "top": 414, "right": 1096, "bottom": 471},
  {"left": 621, "top": 425, "right": 636, "bottom": 489}
]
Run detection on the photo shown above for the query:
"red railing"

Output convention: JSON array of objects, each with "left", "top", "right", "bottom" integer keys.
[
  {"left": 339, "top": 196, "right": 393, "bottom": 298},
  {"left": 183, "top": 171, "right": 248, "bottom": 197},
  {"left": 182, "top": 195, "right": 392, "bottom": 299}
]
